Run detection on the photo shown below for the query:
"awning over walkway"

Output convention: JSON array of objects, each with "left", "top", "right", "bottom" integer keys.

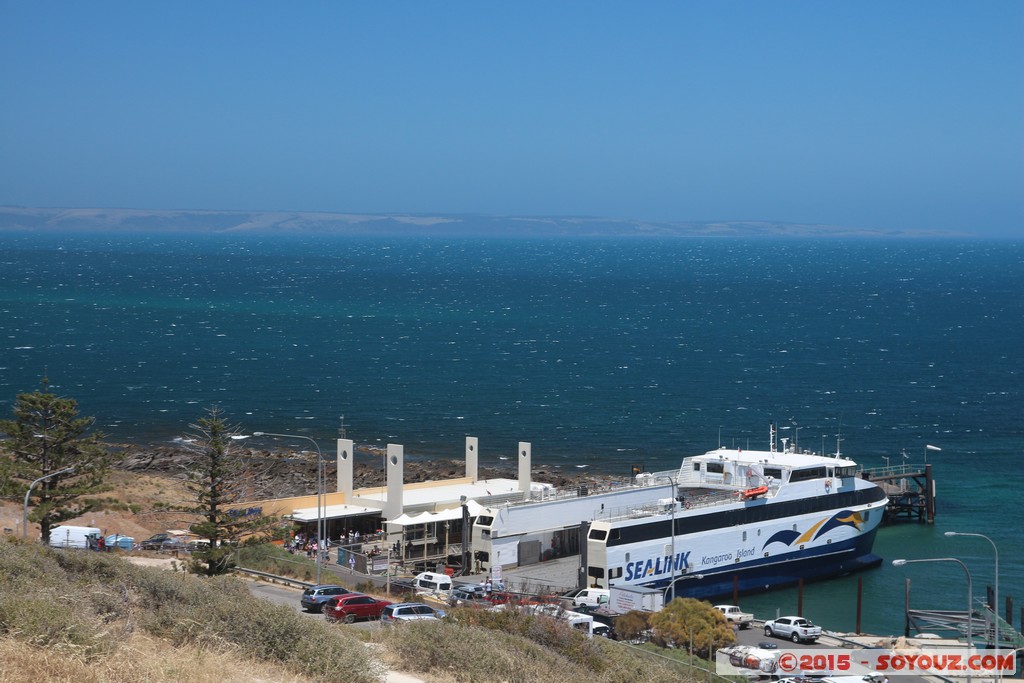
[
  {"left": 287, "top": 503, "right": 381, "bottom": 523},
  {"left": 389, "top": 500, "right": 486, "bottom": 527}
]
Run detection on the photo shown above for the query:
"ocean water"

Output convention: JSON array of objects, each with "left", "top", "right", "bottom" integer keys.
[{"left": 1, "top": 232, "right": 1021, "bottom": 635}]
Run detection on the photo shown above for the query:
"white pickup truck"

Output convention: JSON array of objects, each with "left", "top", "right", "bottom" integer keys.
[
  {"left": 714, "top": 605, "right": 754, "bottom": 629},
  {"left": 763, "top": 615, "right": 822, "bottom": 643}
]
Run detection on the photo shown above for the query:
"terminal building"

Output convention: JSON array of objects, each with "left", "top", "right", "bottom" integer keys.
[{"left": 241, "top": 436, "right": 670, "bottom": 580}]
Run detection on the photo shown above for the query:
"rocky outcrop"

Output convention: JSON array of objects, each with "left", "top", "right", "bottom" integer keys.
[{"left": 113, "top": 443, "right": 615, "bottom": 500}]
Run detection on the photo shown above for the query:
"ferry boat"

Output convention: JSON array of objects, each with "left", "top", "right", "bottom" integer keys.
[{"left": 584, "top": 427, "right": 888, "bottom": 600}]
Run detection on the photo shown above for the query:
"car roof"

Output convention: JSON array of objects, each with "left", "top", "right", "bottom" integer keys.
[{"left": 388, "top": 602, "right": 429, "bottom": 608}]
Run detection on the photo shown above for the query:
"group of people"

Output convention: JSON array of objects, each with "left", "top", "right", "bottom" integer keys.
[
  {"left": 288, "top": 532, "right": 331, "bottom": 559},
  {"left": 288, "top": 528, "right": 384, "bottom": 557}
]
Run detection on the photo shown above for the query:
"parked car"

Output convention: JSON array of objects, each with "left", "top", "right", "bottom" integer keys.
[
  {"left": 714, "top": 604, "right": 754, "bottom": 629},
  {"left": 324, "top": 594, "right": 392, "bottom": 623},
  {"left": 380, "top": 602, "right": 446, "bottom": 623},
  {"left": 411, "top": 571, "right": 453, "bottom": 593},
  {"left": 139, "top": 533, "right": 186, "bottom": 551},
  {"left": 300, "top": 585, "right": 356, "bottom": 613},
  {"left": 486, "top": 591, "right": 515, "bottom": 605},
  {"left": 561, "top": 587, "right": 609, "bottom": 610},
  {"left": 104, "top": 534, "right": 134, "bottom": 550},
  {"left": 763, "top": 616, "right": 822, "bottom": 643},
  {"left": 448, "top": 587, "right": 493, "bottom": 607}
]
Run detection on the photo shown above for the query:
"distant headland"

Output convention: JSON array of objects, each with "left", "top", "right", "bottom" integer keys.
[{"left": 0, "top": 205, "right": 956, "bottom": 238}]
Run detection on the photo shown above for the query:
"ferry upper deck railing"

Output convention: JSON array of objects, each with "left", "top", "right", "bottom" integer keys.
[
  {"left": 859, "top": 463, "right": 922, "bottom": 479},
  {"left": 595, "top": 488, "right": 739, "bottom": 523},
  {"left": 482, "top": 475, "right": 646, "bottom": 510}
]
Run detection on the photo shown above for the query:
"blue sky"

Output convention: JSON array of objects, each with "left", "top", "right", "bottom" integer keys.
[{"left": 1, "top": 2, "right": 1022, "bottom": 235}]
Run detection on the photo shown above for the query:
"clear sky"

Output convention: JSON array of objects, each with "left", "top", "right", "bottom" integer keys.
[{"left": 2, "top": 2, "right": 1022, "bottom": 236}]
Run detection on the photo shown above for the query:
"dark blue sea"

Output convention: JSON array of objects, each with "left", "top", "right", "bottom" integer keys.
[{"left": 1, "top": 232, "right": 1022, "bottom": 636}]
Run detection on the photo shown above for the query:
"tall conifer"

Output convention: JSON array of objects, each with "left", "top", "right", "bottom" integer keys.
[{"left": 0, "top": 379, "right": 113, "bottom": 543}]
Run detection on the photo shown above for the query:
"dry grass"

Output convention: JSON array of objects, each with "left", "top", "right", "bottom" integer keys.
[
  {"left": 0, "top": 541, "right": 382, "bottom": 683},
  {"left": 373, "top": 607, "right": 688, "bottom": 683},
  {"left": 0, "top": 635, "right": 315, "bottom": 683}
]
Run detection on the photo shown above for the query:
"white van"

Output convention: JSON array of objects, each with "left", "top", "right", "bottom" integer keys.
[
  {"left": 567, "top": 587, "right": 610, "bottom": 609},
  {"left": 48, "top": 525, "right": 102, "bottom": 549},
  {"left": 412, "top": 571, "right": 453, "bottom": 593}
]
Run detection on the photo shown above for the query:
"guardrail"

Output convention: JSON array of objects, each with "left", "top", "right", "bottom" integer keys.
[{"left": 232, "top": 567, "right": 313, "bottom": 590}]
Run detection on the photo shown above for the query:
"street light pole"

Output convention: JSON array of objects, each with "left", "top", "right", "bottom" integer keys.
[
  {"left": 947, "top": 531, "right": 999, "bottom": 679},
  {"left": 253, "top": 431, "right": 325, "bottom": 585},
  {"left": 657, "top": 475, "right": 678, "bottom": 602},
  {"left": 666, "top": 573, "right": 706, "bottom": 605},
  {"left": 23, "top": 466, "right": 75, "bottom": 542},
  {"left": 893, "top": 557, "right": 973, "bottom": 683}
]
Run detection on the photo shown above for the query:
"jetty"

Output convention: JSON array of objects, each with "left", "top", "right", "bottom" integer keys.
[{"left": 861, "top": 462, "right": 935, "bottom": 524}]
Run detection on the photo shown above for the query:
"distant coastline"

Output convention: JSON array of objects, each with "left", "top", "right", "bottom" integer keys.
[{"left": 0, "top": 205, "right": 960, "bottom": 239}]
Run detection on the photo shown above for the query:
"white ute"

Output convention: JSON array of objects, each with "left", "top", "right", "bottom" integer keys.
[
  {"left": 715, "top": 604, "right": 754, "bottom": 629},
  {"left": 763, "top": 615, "right": 822, "bottom": 643}
]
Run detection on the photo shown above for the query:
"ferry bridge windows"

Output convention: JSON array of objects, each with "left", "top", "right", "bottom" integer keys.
[
  {"left": 589, "top": 528, "right": 608, "bottom": 541},
  {"left": 789, "top": 467, "right": 827, "bottom": 483},
  {"left": 764, "top": 467, "right": 783, "bottom": 480},
  {"left": 706, "top": 462, "right": 724, "bottom": 474},
  {"left": 477, "top": 515, "right": 494, "bottom": 527}
]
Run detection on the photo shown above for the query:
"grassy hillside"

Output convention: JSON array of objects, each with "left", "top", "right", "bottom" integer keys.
[{"left": 0, "top": 539, "right": 695, "bottom": 683}]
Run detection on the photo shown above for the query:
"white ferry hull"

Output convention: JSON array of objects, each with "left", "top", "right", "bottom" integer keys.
[{"left": 587, "top": 443, "right": 890, "bottom": 600}]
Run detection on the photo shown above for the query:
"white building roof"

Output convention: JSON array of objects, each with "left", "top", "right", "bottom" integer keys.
[
  {"left": 354, "top": 477, "right": 546, "bottom": 508},
  {"left": 288, "top": 503, "right": 380, "bottom": 522}
]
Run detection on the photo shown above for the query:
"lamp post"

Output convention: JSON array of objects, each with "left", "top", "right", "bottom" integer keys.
[
  {"left": 666, "top": 572, "right": 706, "bottom": 605},
  {"left": 253, "top": 431, "right": 325, "bottom": 585},
  {"left": 893, "top": 557, "right": 973, "bottom": 683},
  {"left": 23, "top": 466, "right": 75, "bottom": 541},
  {"left": 657, "top": 475, "right": 678, "bottom": 601},
  {"left": 947, "top": 531, "right": 999, "bottom": 677}
]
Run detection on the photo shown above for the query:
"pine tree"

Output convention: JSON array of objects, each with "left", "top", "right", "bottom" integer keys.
[
  {"left": 0, "top": 380, "right": 113, "bottom": 543},
  {"left": 177, "top": 406, "right": 278, "bottom": 576}
]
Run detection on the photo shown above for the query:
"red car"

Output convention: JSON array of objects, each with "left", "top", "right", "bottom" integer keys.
[{"left": 323, "top": 594, "right": 393, "bottom": 624}]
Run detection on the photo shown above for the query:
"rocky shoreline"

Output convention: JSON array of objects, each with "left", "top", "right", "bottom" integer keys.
[{"left": 113, "top": 442, "right": 623, "bottom": 500}]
